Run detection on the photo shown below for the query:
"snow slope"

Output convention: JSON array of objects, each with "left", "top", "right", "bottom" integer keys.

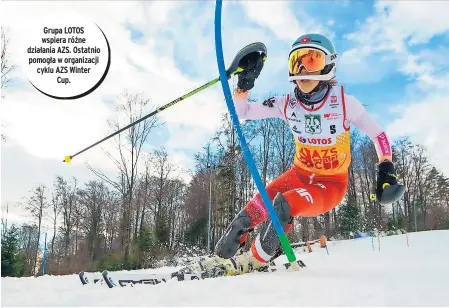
[{"left": 2, "top": 230, "right": 449, "bottom": 307}]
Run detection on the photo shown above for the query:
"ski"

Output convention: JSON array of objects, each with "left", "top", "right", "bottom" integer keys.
[
  {"left": 98, "top": 259, "right": 306, "bottom": 288},
  {"left": 101, "top": 270, "right": 204, "bottom": 288},
  {"left": 78, "top": 271, "right": 104, "bottom": 286}
]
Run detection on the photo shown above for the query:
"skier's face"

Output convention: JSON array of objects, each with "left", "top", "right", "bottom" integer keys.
[{"left": 295, "top": 71, "right": 320, "bottom": 93}]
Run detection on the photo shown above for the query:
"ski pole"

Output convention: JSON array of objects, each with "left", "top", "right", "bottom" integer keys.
[
  {"left": 63, "top": 78, "right": 218, "bottom": 163},
  {"left": 63, "top": 45, "right": 264, "bottom": 163}
]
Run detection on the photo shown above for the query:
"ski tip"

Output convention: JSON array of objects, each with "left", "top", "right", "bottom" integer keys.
[
  {"left": 101, "top": 270, "right": 115, "bottom": 288},
  {"left": 78, "top": 271, "right": 89, "bottom": 285}
]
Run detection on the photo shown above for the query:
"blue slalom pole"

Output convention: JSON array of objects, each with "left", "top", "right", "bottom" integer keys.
[{"left": 214, "top": 0, "right": 296, "bottom": 263}]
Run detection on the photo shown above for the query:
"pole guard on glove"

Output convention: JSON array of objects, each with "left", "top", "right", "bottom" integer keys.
[{"left": 371, "top": 160, "right": 405, "bottom": 205}]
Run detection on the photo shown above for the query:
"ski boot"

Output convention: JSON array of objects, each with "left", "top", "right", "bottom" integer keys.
[
  {"left": 218, "top": 249, "right": 271, "bottom": 276},
  {"left": 180, "top": 249, "right": 272, "bottom": 278},
  {"left": 180, "top": 255, "right": 228, "bottom": 278},
  {"left": 179, "top": 207, "right": 254, "bottom": 278}
]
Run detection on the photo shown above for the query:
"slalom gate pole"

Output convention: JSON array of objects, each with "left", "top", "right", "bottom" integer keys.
[
  {"left": 404, "top": 217, "right": 410, "bottom": 247},
  {"left": 214, "top": 0, "right": 296, "bottom": 264},
  {"left": 377, "top": 230, "right": 381, "bottom": 252}
]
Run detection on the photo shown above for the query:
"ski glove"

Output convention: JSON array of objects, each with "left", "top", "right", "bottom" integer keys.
[
  {"left": 237, "top": 52, "right": 264, "bottom": 91},
  {"left": 376, "top": 160, "right": 398, "bottom": 200}
]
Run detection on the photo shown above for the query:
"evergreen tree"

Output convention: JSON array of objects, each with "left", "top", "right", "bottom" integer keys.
[
  {"left": 1, "top": 225, "right": 24, "bottom": 277},
  {"left": 185, "top": 218, "right": 207, "bottom": 247},
  {"left": 339, "top": 203, "right": 361, "bottom": 237}
]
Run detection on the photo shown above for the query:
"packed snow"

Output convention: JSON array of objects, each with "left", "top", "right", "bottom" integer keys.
[{"left": 2, "top": 230, "right": 448, "bottom": 306}]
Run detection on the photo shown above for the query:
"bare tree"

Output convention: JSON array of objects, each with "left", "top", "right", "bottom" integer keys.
[
  {"left": 1, "top": 27, "right": 16, "bottom": 142},
  {"left": 49, "top": 181, "right": 62, "bottom": 273},
  {"left": 77, "top": 181, "right": 110, "bottom": 262},
  {"left": 1, "top": 26, "right": 15, "bottom": 89},
  {"left": 25, "top": 185, "right": 48, "bottom": 276},
  {"left": 254, "top": 118, "right": 274, "bottom": 186},
  {"left": 55, "top": 176, "right": 78, "bottom": 261},
  {"left": 102, "top": 190, "right": 120, "bottom": 252},
  {"left": 1, "top": 204, "right": 9, "bottom": 241},
  {"left": 149, "top": 148, "right": 175, "bottom": 245},
  {"left": 213, "top": 113, "right": 241, "bottom": 224},
  {"left": 87, "top": 90, "right": 161, "bottom": 267},
  {"left": 17, "top": 224, "right": 40, "bottom": 276},
  {"left": 271, "top": 119, "right": 295, "bottom": 175}
]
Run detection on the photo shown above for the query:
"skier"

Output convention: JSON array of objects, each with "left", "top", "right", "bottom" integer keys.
[{"left": 186, "top": 33, "right": 402, "bottom": 276}]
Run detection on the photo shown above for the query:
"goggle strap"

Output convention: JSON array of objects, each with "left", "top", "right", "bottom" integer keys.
[{"left": 290, "top": 44, "right": 328, "bottom": 54}]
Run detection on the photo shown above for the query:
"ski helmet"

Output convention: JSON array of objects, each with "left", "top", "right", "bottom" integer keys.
[{"left": 288, "top": 33, "right": 337, "bottom": 82}]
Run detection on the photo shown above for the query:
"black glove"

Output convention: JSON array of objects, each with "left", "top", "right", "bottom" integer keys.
[
  {"left": 376, "top": 160, "right": 398, "bottom": 200},
  {"left": 236, "top": 52, "right": 264, "bottom": 91}
]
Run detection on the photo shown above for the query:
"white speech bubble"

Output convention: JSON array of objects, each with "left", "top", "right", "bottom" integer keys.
[{"left": 24, "top": 15, "right": 111, "bottom": 99}]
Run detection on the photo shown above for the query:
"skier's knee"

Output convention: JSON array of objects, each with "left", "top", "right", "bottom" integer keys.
[{"left": 215, "top": 209, "right": 252, "bottom": 259}]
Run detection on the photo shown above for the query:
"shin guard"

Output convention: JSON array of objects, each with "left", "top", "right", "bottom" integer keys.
[{"left": 251, "top": 193, "right": 292, "bottom": 263}]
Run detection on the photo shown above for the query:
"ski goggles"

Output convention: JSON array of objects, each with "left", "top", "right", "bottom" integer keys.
[{"left": 288, "top": 48, "right": 334, "bottom": 75}]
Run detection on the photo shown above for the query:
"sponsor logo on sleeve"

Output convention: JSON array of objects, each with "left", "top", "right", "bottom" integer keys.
[{"left": 376, "top": 132, "right": 391, "bottom": 156}]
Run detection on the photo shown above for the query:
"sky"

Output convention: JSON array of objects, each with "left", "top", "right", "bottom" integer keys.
[{"left": 2, "top": 0, "right": 449, "bottom": 228}]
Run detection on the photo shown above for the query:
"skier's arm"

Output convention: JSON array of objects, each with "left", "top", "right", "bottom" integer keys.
[
  {"left": 345, "top": 93, "right": 404, "bottom": 204},
  {"left": 345, "top": 94, "right": 393, "bottom": 162},
  {"left": 234, "top": 90, "right": 284, "bottom": 120}
]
